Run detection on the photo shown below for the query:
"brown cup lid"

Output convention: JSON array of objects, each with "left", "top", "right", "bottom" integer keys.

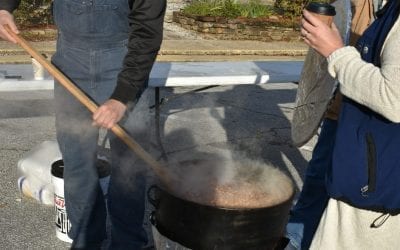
[{"left": 305, "top": 2, "right": 336, "bottom": 16}]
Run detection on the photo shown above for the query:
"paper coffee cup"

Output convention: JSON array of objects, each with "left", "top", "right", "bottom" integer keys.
[
  {"left": 31, "top": 55, "right": 46, "bottom": 80},
  {"left": 305, "top": 2, "right": 336, "bottom": 26}
]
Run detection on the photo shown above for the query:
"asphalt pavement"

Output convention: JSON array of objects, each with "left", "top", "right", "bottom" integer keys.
[{"left": 0, "top": 27, "right": 316, "bottom": 249}]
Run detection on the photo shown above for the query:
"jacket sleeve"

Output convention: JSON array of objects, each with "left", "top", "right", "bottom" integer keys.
[
  {"left": 0, "top": 0, "right": 21, "bottom": 12},
  {"left": 327, "top": 22, "right": 400, "bottom": 122},
  {"left": 110, "top": 0, "right": 166, "bottom": 104}
]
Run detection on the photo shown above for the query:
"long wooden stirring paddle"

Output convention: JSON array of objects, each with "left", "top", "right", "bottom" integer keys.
[{"left": 3, "top": 25, "right": 172, "bottom": 186}]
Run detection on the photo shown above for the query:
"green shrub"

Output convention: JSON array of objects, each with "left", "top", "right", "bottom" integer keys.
[
  {"left": 14, "top": 0, "right": 53, "bottom": 28},
  {"left": 182, "top": 0, "right": 274, "bottom": 18},
  {"left": 240, "top": 1, "right": 274, "bottom": 18}
]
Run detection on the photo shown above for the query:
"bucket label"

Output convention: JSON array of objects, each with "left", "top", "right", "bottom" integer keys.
[{"left": 54, "top": 194, "right": 71, "bottom": 235}]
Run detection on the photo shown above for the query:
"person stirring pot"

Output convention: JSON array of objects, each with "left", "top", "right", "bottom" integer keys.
[{"left": 0, "top": 0, "right": 166, "bottom": 249}]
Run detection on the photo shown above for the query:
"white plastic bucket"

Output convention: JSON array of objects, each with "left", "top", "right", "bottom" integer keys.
[
  {"left": 51, "top": 159, "right": 111, "bottom": 243},
  {"left": 51, "top": 160, "right": 72, "bottom": 243}
]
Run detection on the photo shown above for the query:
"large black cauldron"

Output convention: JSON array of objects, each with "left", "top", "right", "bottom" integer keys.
[{"left": 148, "top": 185, "right": 293, "bottom": 250}]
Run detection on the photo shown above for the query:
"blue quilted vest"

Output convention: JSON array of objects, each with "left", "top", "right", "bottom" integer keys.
[{"left": 327, "top": 0, "right": 400, "bottom": 214}]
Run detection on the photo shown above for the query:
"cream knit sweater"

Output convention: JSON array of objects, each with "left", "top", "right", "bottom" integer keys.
[{"left": 327, "top": 15, "right": 400, "bottom": 122}]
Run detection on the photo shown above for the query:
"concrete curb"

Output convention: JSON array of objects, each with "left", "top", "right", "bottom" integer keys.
[
  {"left": 0, "top": 49, "right": 308, "bottom": 56},
  {"left": 0, "top": 49, "right": 307, "bottom": 64},
  {"left": 159, "top": 49, "right": 307, "bottom": 56},
  {"left": 0, "top": 37, "right": 309, "bottom": 64}
]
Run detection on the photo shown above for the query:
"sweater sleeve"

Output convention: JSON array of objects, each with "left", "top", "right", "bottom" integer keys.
[
  {"left": 0, "top": 0, "right": 21, "bottom": 12},
  {"left": 327, "top": 24, "right": 400, "bottom": 123},
  {"left": 110, "top": 0, "right": 166, "bottom": 104}
]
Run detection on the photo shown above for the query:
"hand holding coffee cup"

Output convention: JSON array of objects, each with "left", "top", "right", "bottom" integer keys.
[
  {"left": 301, "top": 2, "right": 335, "bottom": 38},
  {"left": 301, "top": 2, "right": 344, "bottom": 57}
]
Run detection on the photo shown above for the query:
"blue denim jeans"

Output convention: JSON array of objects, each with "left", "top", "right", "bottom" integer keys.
[
  {"left": 107, "top": 89, "right": 157, "bottom": 250},
  {"left": 286, "top": 119, "right": 337, "bottom": 249},
  {"left": 52, "top": 38, "right": 149, "bottom": 249}
]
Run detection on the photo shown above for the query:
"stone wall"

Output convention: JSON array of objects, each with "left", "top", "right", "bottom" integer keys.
[{"left": 172, "top": 11, "right": 300, "bottom": 42}]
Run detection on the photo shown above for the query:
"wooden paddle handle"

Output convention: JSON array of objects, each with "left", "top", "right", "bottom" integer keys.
[{"left": 3, "top": 25, "right": 171, "bottom": 184}]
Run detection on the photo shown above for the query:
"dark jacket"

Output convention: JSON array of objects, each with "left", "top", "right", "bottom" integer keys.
[{"left": 0, "top": 0, "right": 166, "bottom": 104}]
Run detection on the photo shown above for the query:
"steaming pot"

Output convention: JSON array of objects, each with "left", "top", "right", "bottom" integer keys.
[{"left": 148, "top": 185, "right": 293, "bottom": 250}]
